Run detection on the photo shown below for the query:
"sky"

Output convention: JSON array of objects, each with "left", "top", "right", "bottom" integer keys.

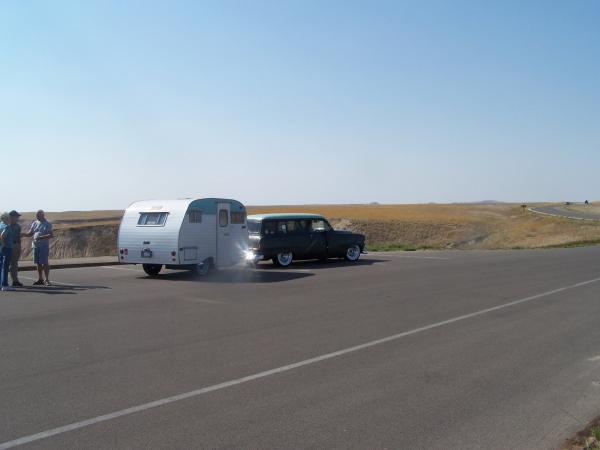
[{"left": 1, "top": 0, "right": 599, "bottom": 211}]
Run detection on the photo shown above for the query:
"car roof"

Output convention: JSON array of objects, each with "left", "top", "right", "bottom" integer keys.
[{"left": 247, "top": 213, "right": 325, "bottom": 221}]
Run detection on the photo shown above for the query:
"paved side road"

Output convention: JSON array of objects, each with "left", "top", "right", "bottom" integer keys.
[
  {"left": 530, "top": 205, "right": 600, "bottom": 221},
  {"left": 1, "top": 248, "right": 600, "bottom": 449}
]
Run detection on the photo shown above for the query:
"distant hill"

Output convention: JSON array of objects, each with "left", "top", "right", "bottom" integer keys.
[{"left": 451, "top": 200, "right": 504, "bottom": 205}]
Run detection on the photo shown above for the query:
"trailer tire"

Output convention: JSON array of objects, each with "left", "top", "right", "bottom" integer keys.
[
  {"left": 192, "top": 258, "right": 212, "bottom": 276},
  {"left": 143, "top": 264, "right": 162, "bottom": 277}
]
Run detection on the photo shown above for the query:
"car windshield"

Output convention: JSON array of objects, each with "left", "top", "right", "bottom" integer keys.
[{"left": 247, "top": 219, "right": 261, "bottom": 234}]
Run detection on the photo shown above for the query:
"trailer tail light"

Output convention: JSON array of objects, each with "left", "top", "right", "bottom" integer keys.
[
  {"left": 171, "top": 251, "right": 176, "bottom": 256},
  {"left": 124, "top": 248, "right": 128, "bottom": 255},
  {"left": 171, "top": 250, "right": 177, "bottom": 262}
]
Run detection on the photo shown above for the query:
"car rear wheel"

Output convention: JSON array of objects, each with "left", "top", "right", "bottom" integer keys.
[
  {"left": 143, "top": 264, "right": 162, "bottom": 277},
  {"left": 344, "top": 245, "right": 361, "bottom": 262},
  {"left": 273, "top": 252, "right": 293, "bottom": 267}
]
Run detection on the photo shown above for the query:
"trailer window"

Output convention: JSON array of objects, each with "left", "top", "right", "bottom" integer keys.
[
  {"left": 219, "top": 209, "right": 229, "bottom": 227},
  {"left": 231, "top": 211, "right": 246, "bottom": 224},
  {"left": 138, "top": 212, "right": 168, "bottom": 226},
  {"left": 189, "top": 210, "right": 202, "bottom": 223}
]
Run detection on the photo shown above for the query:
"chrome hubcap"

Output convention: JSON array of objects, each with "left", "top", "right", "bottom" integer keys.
[
  {"left": 278, "top": 253, "right": 292, "bottom": 265},
  {"left": 347, "top": 246, "right": 360, "bottom": 260}
]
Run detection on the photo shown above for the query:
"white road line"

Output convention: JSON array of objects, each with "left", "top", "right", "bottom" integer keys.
[
  {"left": 19, "top": 276, "right": 74, "bottom": 287},
  {"left": 181, "top": 297, "right": 225, "bottom": 305},
  {"left": 2, "top": 276, "right": 600, "bottom": 449}
]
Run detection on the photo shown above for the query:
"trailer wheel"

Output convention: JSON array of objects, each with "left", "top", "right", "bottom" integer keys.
[
  {"left": 143, "top": 264, "right": 162, "bottom": 277},
  {"left": 192, "top": 258, "right": 212, "bottom": 276},
  {"left": 272, "top": 252, "right": 293, "bottom": 267}
]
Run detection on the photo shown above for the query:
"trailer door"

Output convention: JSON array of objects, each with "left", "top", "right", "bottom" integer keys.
[{"left": 216, "top": 203, "right": 233, "bottom": 267}]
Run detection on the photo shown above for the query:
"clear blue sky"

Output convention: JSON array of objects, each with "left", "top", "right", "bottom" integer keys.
[{"left": 1, "top": 0, "right": 599, "bottom": 211}]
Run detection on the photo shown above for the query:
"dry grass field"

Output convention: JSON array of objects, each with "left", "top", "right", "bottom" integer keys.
[
  {"left": 247, "top": 203, "right": 600, "bottom": 250},
  {"left": 16, "top": 211, "right": 122, "bottom": 228},
  {"left": 11, "top": 203, "right": 600, "bottom": 258}
]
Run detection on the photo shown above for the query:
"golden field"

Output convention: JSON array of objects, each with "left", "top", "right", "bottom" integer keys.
[
  {"left": 11, "top": 203, "right": 600, "bottom": 258},
  {"left": 247, "top": 203, "right": 600, "bottom": 250}
]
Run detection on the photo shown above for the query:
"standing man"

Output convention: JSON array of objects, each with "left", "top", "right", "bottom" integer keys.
[
  {"left": 0, "top": 212, "right": 14, "bottom": 292},
  {"left": 8, "top": 210, "right": 23, "bottom": 287},
  {"left": 22, "top": 210, "right": 54, "bottom": 286}
]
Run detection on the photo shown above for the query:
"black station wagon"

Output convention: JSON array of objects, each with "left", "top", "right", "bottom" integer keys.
[{"left": 245, "top": 213, "right": 366, "bottom": 267}]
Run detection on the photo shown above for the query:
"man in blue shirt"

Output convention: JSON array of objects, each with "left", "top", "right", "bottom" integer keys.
[
  {"left": 0, "top": 212, "right": 14, "bottom": 291},
  {"left": 22, "top": 210, "right": 54, "bottom": 286}
]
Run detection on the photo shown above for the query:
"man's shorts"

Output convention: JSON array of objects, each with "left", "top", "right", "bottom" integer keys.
[{"left": 33, "top": 246, "right": 50, "bottom": 265}]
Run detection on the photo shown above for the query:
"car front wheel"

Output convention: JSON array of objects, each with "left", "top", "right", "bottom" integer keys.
[
  {"left": 344, "top": 245, "right": 361, "bottom": 262},
  {"left": 273, "top": 252, "right": 293, "bottom": 267}
]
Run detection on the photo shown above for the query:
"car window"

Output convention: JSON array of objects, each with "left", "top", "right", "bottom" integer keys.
[
  {"left": 277, "top": 221, "right": 288, "bottom": 234},
  {"left": 263, "top": 221, "right": 277, "bottom": 235},
  {"left": 285, "top": 221, "right": 294, "bottom": 232},
  {"left": 311, "top": 219, "right": 331, "bottom": 232},
  {"left": 294, "top": 220, "right": 308, "bottom": 232}
]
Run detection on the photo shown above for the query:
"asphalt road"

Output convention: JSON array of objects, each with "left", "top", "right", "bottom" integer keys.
[
  {"left": 2, "top": 248, "right": 600, "bottom": 450},
  {"left": 530, "top": 205, "right": 600, "bottom": 221}
]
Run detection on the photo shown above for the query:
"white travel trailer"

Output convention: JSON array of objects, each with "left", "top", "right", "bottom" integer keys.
[{"left": 118, "top": 198, "right": 248, "bottom": 276}]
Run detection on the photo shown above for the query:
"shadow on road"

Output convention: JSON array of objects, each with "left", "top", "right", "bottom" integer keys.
[
  {"left": 10, "top": 284, "right": 111, "bottom": 295},
  {"left": 142, "top": 269, "right": 314, "bottom": 283},
  {"left": 139, "top": 258, "right": 388, "bottom": 283},
  {"left": 257, "top": 258, "right": 389, "bottom": 270}
]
